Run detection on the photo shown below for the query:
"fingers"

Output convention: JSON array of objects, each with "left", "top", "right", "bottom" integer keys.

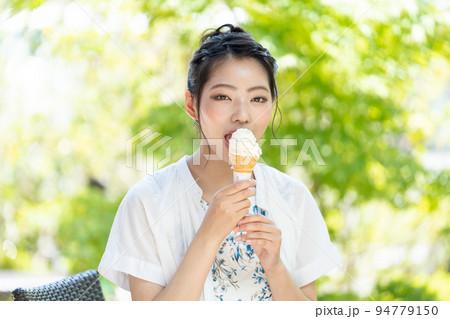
[
  {"left": 223, "top": 179, "right": 256, "bottom": 196},
  {"left": 239, "top": 238, "right": 275, "bottom": 247},
  {"left": 229, "top": 187, "right": 256, "bottom": 204},
  {"left": 233, "top": 215, "right": 281, "bottom": 243},
  {"left": 238, "top": 214, "right": 274, "bottom": 226},
  {"left": 233, "top": 198, "right": 252, "bottom": 214},
  {"left": 234, "top": 230, "right": 282, "bottom": 250},
  {"left": 234, "top": 220, "right": 280, "bottom": 235},
  {"left": 235, "top": 231, "right": 279, "bottom": 243},
  {"left": 236, "top": 206, "right": 252, "bottom": 217}
]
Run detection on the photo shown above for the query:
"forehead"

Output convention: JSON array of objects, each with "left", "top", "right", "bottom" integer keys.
[{"left": 206, "top": 56, "right": 269, "bottom": 88}]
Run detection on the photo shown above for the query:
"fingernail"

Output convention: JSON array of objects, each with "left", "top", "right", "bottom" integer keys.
[
  {"left": 235, "top": 236, "right": 241, "bottom": 241},
  {"left": 233, "top": 226, "right": 239, "bottom": 232}
]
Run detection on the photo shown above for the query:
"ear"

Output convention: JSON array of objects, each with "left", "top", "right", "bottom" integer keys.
[{"left": 185, "top": 90, "right": 198, "bottom": 121}]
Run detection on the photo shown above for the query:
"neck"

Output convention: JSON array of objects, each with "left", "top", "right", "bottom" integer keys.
[
  {"left": 186, "top": 147, "right": 256, "bottom": 202},
  {"left": 189, "top": 147, "right": 234, "bottom": 187}
]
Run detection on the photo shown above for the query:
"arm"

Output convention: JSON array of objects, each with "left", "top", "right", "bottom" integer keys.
[
  {"left": 129, "top": 179, "right": 257, "bottom": 301},
  {"left": 129, "top": 227, "right": 221, "bottom": 301},
  {"left": 234, "top": 214, "right": 317, "bottom": 301},
  {"left": 264, "top": 261, "right": 317, "bottom": 301},
  {"left": 129, "top": 233, "right": 316, "bottom": 301}
]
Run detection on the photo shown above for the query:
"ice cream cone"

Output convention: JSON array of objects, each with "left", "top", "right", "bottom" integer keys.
[
  {"left": 230, "top": 154, "right": 258, "bottom": 173},
  {"left": 227, "top": 128, "right": 260, "bottom": 216}
]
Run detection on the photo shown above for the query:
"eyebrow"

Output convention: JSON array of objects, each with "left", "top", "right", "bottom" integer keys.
[{"left": 209, "top": 83, "right": 270, "bottom": 93}]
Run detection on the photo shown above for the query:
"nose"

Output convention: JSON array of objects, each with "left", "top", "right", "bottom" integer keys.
[{"left": 231, "top": 98, "right": 250, "bottom": 124}]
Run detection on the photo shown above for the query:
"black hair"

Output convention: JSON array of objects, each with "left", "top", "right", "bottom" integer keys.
[{"left": 187, "top": 24, "right": 282, "bottom": 162}]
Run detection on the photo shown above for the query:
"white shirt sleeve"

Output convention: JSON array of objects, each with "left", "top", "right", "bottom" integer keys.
[
  {"left": 98, "top": 186, "right": 166, "bottom": 291},
  {"left": 291, "top": 184, "right": 343, "bottom": 288}
]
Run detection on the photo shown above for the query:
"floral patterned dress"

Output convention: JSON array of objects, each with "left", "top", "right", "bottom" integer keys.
[{"left": 200, "top": 199, "right": 273, "bottom": 301}]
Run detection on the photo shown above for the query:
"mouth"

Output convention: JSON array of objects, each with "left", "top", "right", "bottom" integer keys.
[{"left": 224, "top": 129, "right": 237, "bottom": 148}]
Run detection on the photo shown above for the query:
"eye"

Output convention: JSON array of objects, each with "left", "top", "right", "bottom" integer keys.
[
  {"left": 252, "top": 97, "right": 268, "bottom": 103},
  {"left": 213, "top": 95, "right": 230, "bottom": 101}
]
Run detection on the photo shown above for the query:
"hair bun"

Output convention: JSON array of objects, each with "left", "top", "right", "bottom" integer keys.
[{"left": 201, "top": 24, "right": 246, "bottom": 43}]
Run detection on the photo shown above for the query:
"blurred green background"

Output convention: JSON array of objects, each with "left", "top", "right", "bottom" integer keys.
[{"left": 0, "top": 0, "right": 449, "bottom": 301}]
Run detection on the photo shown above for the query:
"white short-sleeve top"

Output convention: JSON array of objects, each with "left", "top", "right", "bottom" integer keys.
[{"left": 98, "top": 155, "right": 343, "bottom": 300}]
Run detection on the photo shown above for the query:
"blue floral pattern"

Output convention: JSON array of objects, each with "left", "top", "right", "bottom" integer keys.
[{"left": 200, "top": 199, "right": 272, "bottom": 301}]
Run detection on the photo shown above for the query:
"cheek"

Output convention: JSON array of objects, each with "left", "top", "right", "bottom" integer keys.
[
  {"left": 199, "top": 103, "right": 229, "bottom": 138},
  {"left": 255, "top": 105, "right": 273, "bottom": 130},
  {"left": 261, "top": 106, "right": 273, "bottom": 123},
  {"left": 203, "top": 104, "right": 227, "bottom": 124}
]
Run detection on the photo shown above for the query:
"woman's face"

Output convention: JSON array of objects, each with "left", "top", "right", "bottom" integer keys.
[{"left": 198, "top": 56, "right": 274, "bottom": 163}]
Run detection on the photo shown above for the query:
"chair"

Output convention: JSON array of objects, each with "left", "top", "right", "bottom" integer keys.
[{"left": 12, "top": 269, "right": 105, "bottom": 301}]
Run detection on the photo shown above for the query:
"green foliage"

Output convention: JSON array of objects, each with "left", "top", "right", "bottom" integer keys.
[
  {"left": 1, "top": 0, "right": 449, "bottom": 301},
  {"left": 0, "top": 292, "right": 12, "bottom": 301},
  {"left": 237, "top": 0, "right": 449, "bottom": 210},
  {"left": 318, "top": 291, "right": 367, "bottom": 301},
  {"left": 373, "top": 277, "right": 437, "bottom": 301},
  {"left": 56, "top": 186, "right": 120, "bottom": 273},
  {"left": 3, "top": 0, "right": 46, "bottom": 15}
]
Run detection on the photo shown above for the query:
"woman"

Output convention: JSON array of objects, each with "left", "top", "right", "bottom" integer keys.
[{"left": 98, "top": 24, "right": 342, "bottom": 301}]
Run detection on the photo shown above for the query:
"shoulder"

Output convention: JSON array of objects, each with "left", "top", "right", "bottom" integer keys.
[
  {"left": 117, "top": 161, "right": 184, "bottom": 227},
  {"left": 255, "top": 163, "right": 318, "bottom": 214},
  {"left": 124, "top": 160, "right": 180, "bottom": 204}
]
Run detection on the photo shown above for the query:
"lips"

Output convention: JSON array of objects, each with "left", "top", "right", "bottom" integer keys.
[{"left": 224, "top": 129, "right": 238, "bottom": 147}]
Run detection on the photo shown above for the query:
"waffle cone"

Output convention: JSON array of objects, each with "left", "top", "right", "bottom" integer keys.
[{"left": 229, "top": 154, "right": 258, "bottom": 173}]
